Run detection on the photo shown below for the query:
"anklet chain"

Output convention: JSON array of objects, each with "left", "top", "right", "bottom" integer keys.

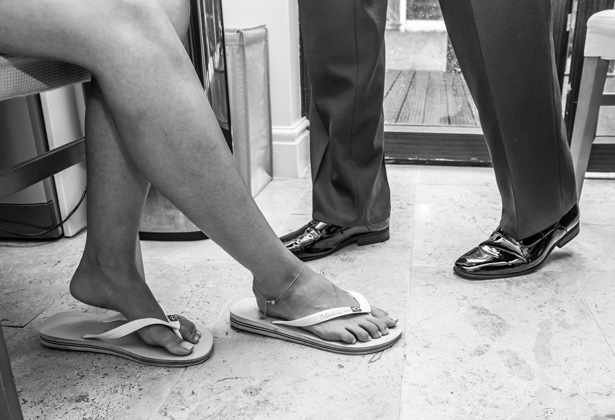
[{"left": 254, "top": 263, "right": 306, "bottom": 319}]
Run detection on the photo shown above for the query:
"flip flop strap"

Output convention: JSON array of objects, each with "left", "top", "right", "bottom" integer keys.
[
  {"left": 82, "top": 307, "right": 181, "bottom": 340},
  {"left": 272, "top": 291, "right": 371, "bottom": 327}
]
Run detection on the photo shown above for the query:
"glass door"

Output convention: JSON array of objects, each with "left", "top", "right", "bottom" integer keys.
[
  {"left": 383, "top": 0, "right": 576, "bottom": 166},
  {"left": 384, "top": 0, "right": 487, "bottom": 165}
]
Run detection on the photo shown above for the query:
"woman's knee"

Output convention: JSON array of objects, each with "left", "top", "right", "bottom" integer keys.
[
  {"left": 114, "top": 0, "right": 190, "bottom": 38},
  {"left": 0, "top": 0, "right": 189, "bottom": 65},
  {"left": 100, "top": 0, "right": 191, "bottom": 59}
]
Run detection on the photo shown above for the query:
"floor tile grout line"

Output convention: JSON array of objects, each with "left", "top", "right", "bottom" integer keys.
[
  {"left": 149, "top": 372, "right": 190, "bottom": 420},
  {"left": 10, "top": 289, "right": 72, "bottom": 337},
  {"left": 212, "top": 271, "right": 253, "bottom": 338},
  {"left": 151, "top": 272, "right": 252, "bottom": 418},
  {"left": 577, "top": 279, "right": 615, "bottom": 360},
  {"left": 398, "top": 171, "right": 418, "bottom": 420}
]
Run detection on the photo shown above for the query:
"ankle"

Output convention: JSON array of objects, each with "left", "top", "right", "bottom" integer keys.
[
  {"left": 78, "top": 248, "right": 141, "bottom": 279},
  {"left": 252, "top": 262, "right": 306, "bottom": 300},
  {"left": 70, "top": 253, "right": 142, "bottom": 303}
]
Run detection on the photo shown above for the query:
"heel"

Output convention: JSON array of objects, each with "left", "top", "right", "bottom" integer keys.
[
  {"left": 557, "top": 223, "right": 580, "bottom": 248},
  {"left": 357, "top": 227, "right": 390, "bottom": 246}
]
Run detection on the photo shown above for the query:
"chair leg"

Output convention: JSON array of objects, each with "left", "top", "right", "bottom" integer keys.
[
  {"left": 0, "top": 329, "right": 23, "bottom": 420},
  {"left": 570, "top": 57, "right": 609, "bottom": 199}
]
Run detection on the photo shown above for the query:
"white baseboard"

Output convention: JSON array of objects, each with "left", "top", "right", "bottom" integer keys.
[{"left": 272, "top": 117, "right": 310, "bottom": 178}]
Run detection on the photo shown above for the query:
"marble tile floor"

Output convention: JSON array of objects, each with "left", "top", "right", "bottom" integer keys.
[{"left": 1, "top": 165, "right": 615, "bottom": 420}]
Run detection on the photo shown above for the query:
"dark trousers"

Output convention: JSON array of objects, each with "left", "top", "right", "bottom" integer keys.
[
  {"left": 298, "top": 0, "right": 391, "bottom": 227},
  {"left": 299, "top": 0, "right": 576, "bottom": 239},
  {"left": 439, "top": 0, "right": 577, "bottom": 239}
]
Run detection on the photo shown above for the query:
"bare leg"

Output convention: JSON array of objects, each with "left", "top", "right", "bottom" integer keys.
[
  {"left": 66, "top": 0, "right": 200, "bottom": 356},
  {"left": 0, "top": 0, "right": 396, "bottom": 349},
  {"left": 71, "top": 77, "right": 200, "bottom": 355}
]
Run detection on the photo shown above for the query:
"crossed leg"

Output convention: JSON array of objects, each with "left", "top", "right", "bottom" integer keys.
[
  {"left": 0, "top": 0, "right": 397, "bottom": 355},
  {"left": 66, "top": 0, "right": 201, "bottom": 356}
]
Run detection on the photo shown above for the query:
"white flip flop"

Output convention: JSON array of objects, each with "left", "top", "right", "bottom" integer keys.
[
  {"left": 39, "top": 309, "right": 213, "bottom": 367},
  {"left": 229, "top": 291, "right": 402, "bottom": 355}
]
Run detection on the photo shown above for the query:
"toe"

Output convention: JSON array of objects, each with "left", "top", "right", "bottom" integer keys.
[
  {"left": 140, "top": 325, "right": 194, "bottom": 356},
  {"left": 163, "top": 336, "right": 195, "bottom": 356},
  {"left": 308, "top": 321, "right": 357, "bottom": 344},
  {"left": 306, "top": 312, "right": 394, "bottom": 345},
  {"left": 345, "top": 324, "right": 372, "bottom": 343},
  {"left": 358, "top": 318, "right": 385, "bottom": 338},
  {"left": 371, "top": 307, "right": 398, "bottom": 328},
  {"left": 364, "top": 315, "right": 389, "bottom": 336},
  {"left": 337, "top": 329, "right": 358, "bottom": 344},
  {"left": 177, "top": 315, "right": 200, "bottom": 344}
]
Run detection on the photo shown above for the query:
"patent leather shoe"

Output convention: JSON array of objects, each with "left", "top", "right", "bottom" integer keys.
[
  {"left": 454, "top": 204, "right": 580, "bottom": 280},
  {"left": 280, "top": 220, "right": 390, "bottom": 261}
]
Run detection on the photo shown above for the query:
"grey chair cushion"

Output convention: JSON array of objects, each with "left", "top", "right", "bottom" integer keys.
[{"left": 0, "top": 55, "right": 90, "bottom": 100}]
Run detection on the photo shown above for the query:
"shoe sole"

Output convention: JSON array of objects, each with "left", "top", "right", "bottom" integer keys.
[
  {"left": 453, "top": 222, "right": 580, "bottom": 281},
  {"left": 296, "top": 227, "right": 390, "bottom": 262}
]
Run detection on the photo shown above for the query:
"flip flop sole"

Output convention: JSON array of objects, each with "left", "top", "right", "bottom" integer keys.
[
  {"left": 39, "top": 312, "right": 213, "bottom": 367},
  {"left": 229, "top": 298, "right": 402, "bottom": 355}
]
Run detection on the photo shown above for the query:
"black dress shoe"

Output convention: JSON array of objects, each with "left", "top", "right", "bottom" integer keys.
[
  {"left": 280, "top": 220, "right": 390, "bottom": 261},
  {"left": 454, "top": 204, "right": 580, "bottom": 280}
]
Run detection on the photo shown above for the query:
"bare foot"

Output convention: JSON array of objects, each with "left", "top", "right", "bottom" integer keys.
[
  {"left": 70, "top": 260, "right": 200, "bottom": 356},
  {"left": 253, "top": 265, "right": 397, "bottom": 344}
]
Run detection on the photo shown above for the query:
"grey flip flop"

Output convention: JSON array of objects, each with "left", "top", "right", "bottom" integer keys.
[{"left": 39, "top": 309, "right": 213, "bottom": 367}]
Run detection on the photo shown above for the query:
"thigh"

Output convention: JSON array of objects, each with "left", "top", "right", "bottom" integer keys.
[{"left": 0, "top": 0, "right": 188, "bottom": 65}]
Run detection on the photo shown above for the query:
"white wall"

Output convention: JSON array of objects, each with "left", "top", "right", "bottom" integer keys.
[{"left": 222, "top": 0, "right": 310, "bottom": 178}]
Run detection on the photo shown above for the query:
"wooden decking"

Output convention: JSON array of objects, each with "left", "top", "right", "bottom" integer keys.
[
  {"left": 383, "top": 70, "right": 615, "bottom": 171},
  {"left": 384, "top": 69, "right": 479, "bottom": 127}
]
